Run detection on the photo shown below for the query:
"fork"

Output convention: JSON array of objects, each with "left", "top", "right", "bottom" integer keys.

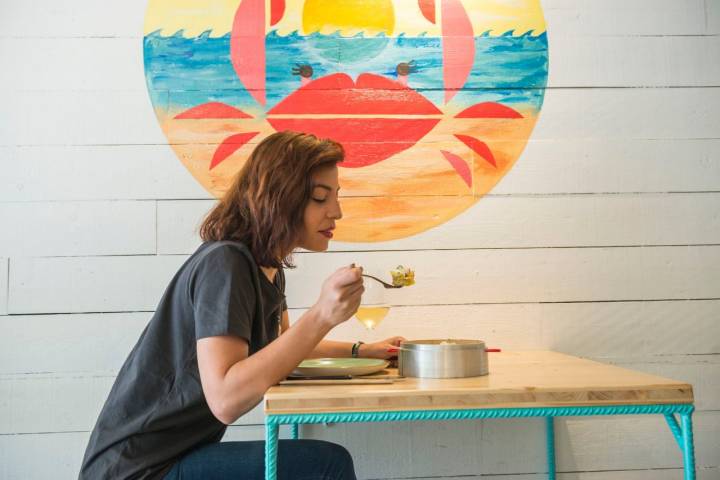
[{"left": 361, "top": 273, "right": 403, "bottom": 289}]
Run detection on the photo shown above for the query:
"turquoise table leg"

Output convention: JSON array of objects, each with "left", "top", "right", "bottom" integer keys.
[
  {"left": 265, "top": 421, "right": 279, "bottom": 480},
  {"left": 545, "top": 416, "right": 556, "bottom": 480},
  {"left": 681, "top": 412, "right": 696, "bottom": 480},
  {"left": 290, "top": 423, "right": 299, "bottom": 440}
]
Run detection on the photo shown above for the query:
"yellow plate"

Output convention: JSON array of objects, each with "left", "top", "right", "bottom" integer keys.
[{"left": 292, "top": 358, "right": 389, "bottom": 377}]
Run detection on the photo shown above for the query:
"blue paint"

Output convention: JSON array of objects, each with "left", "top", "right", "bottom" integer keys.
[{"left": 144, "top": 29, "right": 548, "bottom": 112}]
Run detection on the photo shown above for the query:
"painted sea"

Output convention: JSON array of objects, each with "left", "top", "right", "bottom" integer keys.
[{"left": 144, "top": 30, "right": 548, "bottom": 114}]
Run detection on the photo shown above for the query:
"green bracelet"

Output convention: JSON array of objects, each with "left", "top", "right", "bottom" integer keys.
[{"left": 351, "top": 341, "right": 365, "bottom": 358}]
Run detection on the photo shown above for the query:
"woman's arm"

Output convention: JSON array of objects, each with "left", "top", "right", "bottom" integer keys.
[
  {"left": 197, "top": 307, "right": 331, "bottom": 424},
  {"left": 281, "top": 310, "right": 404, "bottom": 360},
  {"left": 197, "top": 265, "right": 363, "bottom": 425}
]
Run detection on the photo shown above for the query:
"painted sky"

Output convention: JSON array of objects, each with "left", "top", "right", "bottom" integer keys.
[{"left": 144, "top": 0, "right": 547, "bottom": 37}]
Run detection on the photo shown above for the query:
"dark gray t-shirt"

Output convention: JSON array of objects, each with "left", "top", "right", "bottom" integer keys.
[{"left": 79, "top": 241, "right": 287, "bottom": 479}]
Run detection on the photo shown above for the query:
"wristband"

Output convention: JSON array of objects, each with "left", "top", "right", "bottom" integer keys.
[{"left": 351, "top": 341, "right": 365, "bottom": 358}]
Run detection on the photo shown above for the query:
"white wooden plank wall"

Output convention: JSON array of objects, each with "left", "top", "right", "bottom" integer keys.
[{"left": 1, "top": 0, "right": 719, "bottom": 479}]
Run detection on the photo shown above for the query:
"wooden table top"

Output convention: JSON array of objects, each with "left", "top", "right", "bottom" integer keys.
[{"left": 264, "top": 351, "right": 693, "bottom": 415}]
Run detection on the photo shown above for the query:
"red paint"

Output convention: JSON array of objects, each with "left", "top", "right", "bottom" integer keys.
[
  {"left": 174, "top": 102, "right": 253, "bottom": 119},
  {"left": 267, "top": 73, "right": 442, "bottom": 167},
  {"left": 455, "top": 134, "right": 497, "bottom": 167},
  {"left": 441, "top": 0, "right": 475, "bottom": 104},
  {"left": 231, "top": 0, "right": 266, "bottom": 106},
  {"left": 485, "top": 348, "right": 502, "bottom": 353},
  {"left": 210, "top": 132, "right": 259, "bottom": 170},
  {"left": 455, "top": 102, "right": 523, "bottom": 119},
  {"left": 267, "top": 118, "right": 439, "bottom": 168},
  {"left": 270, "top": 0, "right": 285, "bottom": 26},
  {"left": 418, "top": 0, "right": 436, "bottom": 24},
  {"left": 268, "top": 73, "right": 441, "bottom": 115},
  {"left": 440, "top": 150, "right": 472, "bottom": 187}
]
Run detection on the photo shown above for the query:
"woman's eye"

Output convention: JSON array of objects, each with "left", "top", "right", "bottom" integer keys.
[{"left": 312, "top": 197, "right": 327, "bottom": 203}]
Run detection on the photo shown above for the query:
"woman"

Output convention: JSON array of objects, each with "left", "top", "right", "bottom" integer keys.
[{"left": 80, "top": 131, "right": 404, "bottom": 479}]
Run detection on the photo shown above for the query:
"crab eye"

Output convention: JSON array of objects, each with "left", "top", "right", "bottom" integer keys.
[
  {"left": 396, "top": 61, "right": 417, "bottom": 76},
  {"left": 291, "top": 64, "right": 313, "bottom": 78}
]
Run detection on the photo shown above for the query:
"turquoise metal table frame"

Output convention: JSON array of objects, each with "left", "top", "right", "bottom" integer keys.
[{"left": 264, "top": 403, "right": 695, "bottom": 480}]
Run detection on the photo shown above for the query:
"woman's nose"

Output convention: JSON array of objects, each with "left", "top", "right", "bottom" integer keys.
[{"left": 329, "top": 199, "right": 343, "bottom": 220}]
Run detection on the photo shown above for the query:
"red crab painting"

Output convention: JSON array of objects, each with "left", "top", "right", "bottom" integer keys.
[{"left": 144, "top": 0, "right": 547, "bottom": 241}]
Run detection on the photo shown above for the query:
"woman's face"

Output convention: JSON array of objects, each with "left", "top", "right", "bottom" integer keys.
[{"left": 297, "top": 165, "right": 342, "bottom": 252}]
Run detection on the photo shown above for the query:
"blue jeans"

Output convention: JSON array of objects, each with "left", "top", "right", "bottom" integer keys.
[{"left": 163, "top": 440, "right": 357, "bottom": 480}]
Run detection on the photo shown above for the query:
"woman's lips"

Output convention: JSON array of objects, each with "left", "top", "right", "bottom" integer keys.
[{"left": 319, "top": 230, "right": 334, "bottom": 239}]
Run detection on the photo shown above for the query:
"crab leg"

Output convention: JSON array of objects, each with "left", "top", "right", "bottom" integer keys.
[
  {"left": 231, "top": 0, "right": 266, "bottom": 106},
  {"left": 441, "top": 0, "right": 475, "bottom": 104}
]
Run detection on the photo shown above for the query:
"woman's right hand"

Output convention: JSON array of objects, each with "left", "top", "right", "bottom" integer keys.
[{"left": 312, "top": 264, "right": 364, "bottom": 328}]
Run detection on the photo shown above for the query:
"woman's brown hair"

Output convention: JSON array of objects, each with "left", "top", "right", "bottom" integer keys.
[{"left": 199, "top": 131, "right": 344, "bottom": 269}]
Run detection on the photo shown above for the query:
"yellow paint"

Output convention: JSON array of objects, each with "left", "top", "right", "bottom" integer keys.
[
  {"left": 156, "top": 110, "right": 539, "bottom": 241},
  {"left": 144, "top": 0, "right": 238, "bottom": 37},
  {"left": 303, "top": 0, "right": 395, "bottom": 35},
  {"left": 144, "top": 0, "right": 546, "bottom": 37}
]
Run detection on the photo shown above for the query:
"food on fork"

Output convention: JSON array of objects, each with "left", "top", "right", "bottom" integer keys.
[{"left": 390, "top": 265, "right": 415, "bottom": 287}]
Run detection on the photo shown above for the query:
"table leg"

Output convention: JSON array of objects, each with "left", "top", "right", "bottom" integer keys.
[
  {"left": 681, "top": 412, "right": 696, "bottom": 480},
  {"left": 265, "top": 421, "right": 279, "bottom": 480},
  {"left": 545, "top": 416, "right": 556, "bottom": 480},
  {"left": 290, "top": 423, "right": 299, "bottom": 440}
]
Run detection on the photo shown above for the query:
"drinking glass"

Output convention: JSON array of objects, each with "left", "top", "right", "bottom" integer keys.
[{"left": 355, "top": 271, "right": 390, "bottom": 330}]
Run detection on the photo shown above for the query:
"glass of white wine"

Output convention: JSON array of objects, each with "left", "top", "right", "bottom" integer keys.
[{"left": 355, "top": 272, "right": 390, "bottom": 330}]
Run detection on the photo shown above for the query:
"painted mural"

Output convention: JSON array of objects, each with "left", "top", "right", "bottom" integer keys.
[{"left": 143, "top": 0, "right": 549, "bottom": 242}]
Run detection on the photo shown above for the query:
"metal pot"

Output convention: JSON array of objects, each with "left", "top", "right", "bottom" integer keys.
[{"left": 398, "top": 339, "right": 489, "bottom": 378}]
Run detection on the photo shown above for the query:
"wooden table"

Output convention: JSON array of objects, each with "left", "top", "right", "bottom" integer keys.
[{"left": 263, "top": 351, "right": 696, "bottom": 480}]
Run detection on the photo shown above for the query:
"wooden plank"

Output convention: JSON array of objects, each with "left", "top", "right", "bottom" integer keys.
[
  {"left": 0, "top": 0, "right": 713, "bottom": 39},
  {"left": 2, "top": 88, "right": 719, "bottom": 147},
  {"left": 548, "top": 35, "right": 720, "bottom": 87},
  {"left": 0, "top": 312, "right": 149, "bottom": 375},
  {"left": 3, "top": 139, "right": 718, "bottom": 202},
  {"left": 0, "top": 200, "right": 156, "bottom": 257},
  {"left": 0, "top": 373, "right": 267, "bottom": 434},
  {"left": 0, "top": 38, "right": 142, "bottom": 92},
  {"left": 3, "top": 36, "right": 719, "bottom": 93},
  {"left": 0, "top": 258, "right": 7, "bottom": 315},
  {"left": 283, "top": 246, "right": 720, "bottom": 308},
  {"left": 8, "top": 246, "right": 720, "bottom": 314},
  {"left": 8, "top": 255, "right": 186, "bottom": 314},
  {"left": 543, "top": 0, "right": 709, "bottom": 36},
  {"left": 321, "top": 300, "right": 720, "bottom": 359},
  {"left": 0, "top": 89, "right": 167, "bottom": 146},
  {"left": 4, "top": 301, "right": 718, "bottom": 375},
  {"left": 0, "top": 431, "right": 90, "bottom": 480},
  {"left": 495, "top": 138, "right": 720, "bottom": 195},
  {"left": 0, "top": 145, "right": 210, "bottom": 202},
  {"left": 533, "top": 87, "right": 720, "bottom": 140},
  {"left": 708, "top": 0, "right": 720, "bottom": 35},
  {"left": 157, "top": 200, "right": 213, "bottom": 255},
  {"left": 0, "top": 0, "right": 145, "bottom": 38},
  {"left": 157, "top": 193, "right": 720, "bottom": 254},
  {"left": 539, "top": 302, "right": 720, "bottom": 358}
]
